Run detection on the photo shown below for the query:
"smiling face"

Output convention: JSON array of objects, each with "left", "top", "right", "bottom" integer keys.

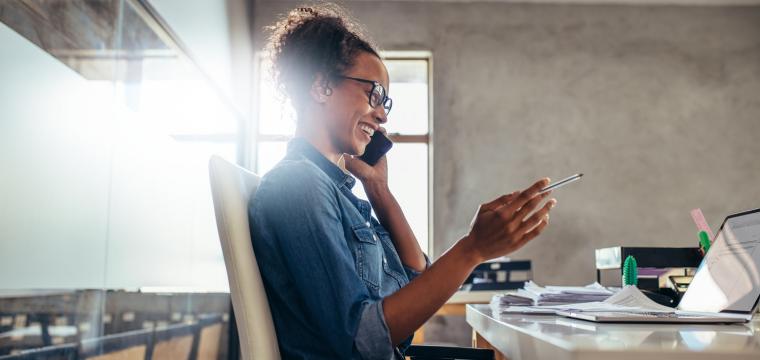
[{"left": 321, "top": 51, "right": 389, "bottom": 156}]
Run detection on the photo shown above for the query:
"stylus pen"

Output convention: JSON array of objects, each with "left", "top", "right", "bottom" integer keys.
[{"left": 539, "top": 173, "right": 583, "bottom": 194}]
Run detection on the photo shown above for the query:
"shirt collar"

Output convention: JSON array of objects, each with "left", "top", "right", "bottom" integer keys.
[{"left": 286, "top": 138, "right": 356, "bottom": 189}]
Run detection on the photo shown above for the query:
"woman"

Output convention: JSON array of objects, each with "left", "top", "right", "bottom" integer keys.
[{"left": 249, "top": 4, "right": 556, "bottom": 359}]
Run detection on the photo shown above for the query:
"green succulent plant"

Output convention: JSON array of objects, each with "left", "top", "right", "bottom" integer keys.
[{"left": 622, "top": 255, "right": 638, "bottom": 286}]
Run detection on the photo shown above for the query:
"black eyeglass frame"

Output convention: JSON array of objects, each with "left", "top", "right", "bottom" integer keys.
[{"left": 336, "top": 75, "right": 393, "bottom": 115}]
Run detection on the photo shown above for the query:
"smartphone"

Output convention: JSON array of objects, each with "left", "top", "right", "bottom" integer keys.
[
  {"left": 359, "top": 131, "right": 393, "bottom": 166},
  {"left": 539, "top": 173, "right": 583, "bottom": 194}
]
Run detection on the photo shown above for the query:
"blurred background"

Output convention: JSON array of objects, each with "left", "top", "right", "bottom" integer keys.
[{"left": 1, "top": 0, "right": 759, "bottom": 357}]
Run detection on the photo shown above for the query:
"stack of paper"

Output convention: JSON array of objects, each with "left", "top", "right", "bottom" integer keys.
[
  {"left": 493, "top": 294, "right": 534, "bottom": 307},
  {"left": 563, "top": 285, "right": 674, "bottom": 313},
  {"left": 492, "top": 285, "right": 671, "bottom": 315},
  {"left": 492, "top": 281, "right": 616, "bottom": 309}
]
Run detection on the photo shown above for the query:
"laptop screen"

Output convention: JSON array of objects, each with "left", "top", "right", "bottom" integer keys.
[{"left": 678, "top": 209, "right": 760, "bottom": 313}]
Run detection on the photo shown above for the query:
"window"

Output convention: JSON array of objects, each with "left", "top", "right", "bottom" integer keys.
[{"left": 253, "top": 52, "right": 433, "bottom": 254}]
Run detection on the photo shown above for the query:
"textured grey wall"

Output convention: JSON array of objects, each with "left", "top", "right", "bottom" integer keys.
[{"left": 252, "top": 1, "right": 760, "bottom": 286}]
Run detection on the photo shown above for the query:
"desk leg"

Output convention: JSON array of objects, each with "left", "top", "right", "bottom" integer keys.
[{"left": 473, "top": 331, "right": 509, "bottom": 360}]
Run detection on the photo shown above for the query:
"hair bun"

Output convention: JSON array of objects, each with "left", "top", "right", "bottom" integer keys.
[{"left": 265, "top": 3, "right": 379, "bottom": 112}]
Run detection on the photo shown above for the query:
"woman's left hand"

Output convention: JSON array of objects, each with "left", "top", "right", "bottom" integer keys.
[{"left": 344, "top": 129, "right": 388, "bottom": 187}]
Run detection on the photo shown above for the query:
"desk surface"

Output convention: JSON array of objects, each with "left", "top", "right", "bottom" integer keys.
[
  {"left": 447, "top": 290, "right": 503, "bottom": 304},
  {"left": 467, "top": 304, "right": 760, "bottom": 360}
]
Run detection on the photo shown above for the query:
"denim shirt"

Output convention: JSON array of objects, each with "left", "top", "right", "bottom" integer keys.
[{"left": 248, "top": 138, "right": 426, "bottom": 359}]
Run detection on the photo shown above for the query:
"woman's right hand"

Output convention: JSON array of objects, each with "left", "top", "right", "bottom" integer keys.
[
  {"left": 462, "top": 178, "right": 556, "bottom": 263},
  {"left": 383, "top": 177, "right": 556, "bottom": 344}
]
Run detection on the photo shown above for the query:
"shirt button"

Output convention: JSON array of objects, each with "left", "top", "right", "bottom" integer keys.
[
  {"left": 383, "top": 257, "right": 387, "bottom": 265},
  {"left": 373, "top": 234, "right": 379, "bottom": 241},
  {"left": 365, "top": 221, "right": 371, "bottom": 227}
]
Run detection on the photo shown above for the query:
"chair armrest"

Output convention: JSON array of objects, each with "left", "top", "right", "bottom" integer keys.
[{"left": 405, "top": 344, "right": 495, "bottom": 360}]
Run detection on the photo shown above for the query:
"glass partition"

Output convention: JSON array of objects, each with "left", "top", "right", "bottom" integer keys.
[{"left": 0, "top": 0, "right": 242, "bottom": 357}]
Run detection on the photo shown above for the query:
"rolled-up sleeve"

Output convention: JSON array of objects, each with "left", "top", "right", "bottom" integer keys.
[
  {"left": 355, "top": 301, "right": 394, "bottom": 359},
  {"left": 257, "top": 163, "right": 394, "bottom": 359},
  {"left": 403, "top": 254, "right": 431, "bottom": 282}
]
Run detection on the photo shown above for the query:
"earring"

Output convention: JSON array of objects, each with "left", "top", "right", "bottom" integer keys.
[{"left": 324, "top": 87, "right": 332, "bottom": 96}]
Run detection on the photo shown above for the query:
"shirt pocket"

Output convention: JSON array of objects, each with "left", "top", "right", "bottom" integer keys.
[
  {"left": 375, "top": 229, "right": 408, "bottom": 288},
  {"left": 352, "top": 223, "right": 383, "bottom": 290}
]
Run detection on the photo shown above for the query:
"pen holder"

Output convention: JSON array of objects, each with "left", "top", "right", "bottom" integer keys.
[{"left": 595, "top": 246, "right": 702, "bottom": 290}]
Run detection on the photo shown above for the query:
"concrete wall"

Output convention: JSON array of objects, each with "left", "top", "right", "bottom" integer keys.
[{"left": 251, "top": 1, "right": 760, "bottom": 286}]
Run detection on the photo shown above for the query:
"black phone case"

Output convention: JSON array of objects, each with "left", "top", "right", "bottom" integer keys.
[{"left": 359, "top": 131, "right": 393, "bottom": 166}]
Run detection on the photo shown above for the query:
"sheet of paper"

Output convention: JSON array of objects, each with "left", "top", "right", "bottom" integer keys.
[
  {"left": 546, "top": 282, "right": 615, "bottom": 295},
  {"left": 601, "top": 286, "right": 674, "bottom": 312},
  {"left": 496, "top": 306, "right": 557, "bottom": 315}
]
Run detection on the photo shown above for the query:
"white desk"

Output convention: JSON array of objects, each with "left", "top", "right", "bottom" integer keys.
[
  {"left": 448, "top": 290, "right": 503, "bottom": 306},
  {"left": 467, "top": 304, "right": 760, "bottom": 360}
]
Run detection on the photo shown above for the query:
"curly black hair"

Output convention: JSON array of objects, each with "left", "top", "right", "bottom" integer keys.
[{"left": 265, "top": 3, "right": 379, "bottom": 112}]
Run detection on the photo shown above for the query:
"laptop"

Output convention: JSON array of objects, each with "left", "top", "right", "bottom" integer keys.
[{"left": 560, "top": 208, "right": 760, "bottom": 323}]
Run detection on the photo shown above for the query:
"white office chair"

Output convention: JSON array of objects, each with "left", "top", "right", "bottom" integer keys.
[
  {"left": 208, "top": 155, "right": 492, "bottom": 360},
  {"left": 208, "top": 155, "right": 280, "bottom": 360}
]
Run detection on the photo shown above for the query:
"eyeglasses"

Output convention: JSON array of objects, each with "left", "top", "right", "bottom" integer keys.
[{"left": 337, "top": 75, "right": 393, "bottom": 115}]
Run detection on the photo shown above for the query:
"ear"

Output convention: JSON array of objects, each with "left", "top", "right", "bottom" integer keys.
[{"left": 309, "top": 73, "right": 333, "bottom": 104}]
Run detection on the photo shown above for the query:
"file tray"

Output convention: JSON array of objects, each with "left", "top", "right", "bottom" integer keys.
[
  {"left": 462, "top": 260, "right": 532, "bottom": 291},
  {"left": 595, "top": 247, "right": 702, "bottom": 290}
]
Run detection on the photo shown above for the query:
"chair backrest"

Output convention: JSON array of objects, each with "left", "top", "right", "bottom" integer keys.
[{"left": 208, "top": 155, "right": 280, "bottom": 360}]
